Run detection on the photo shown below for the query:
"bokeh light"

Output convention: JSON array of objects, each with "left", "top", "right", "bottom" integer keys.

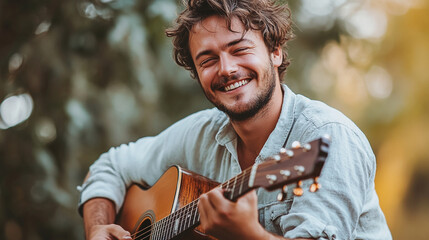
[{"left": 0, "top": 93, "right": 34, "bottom": 129}]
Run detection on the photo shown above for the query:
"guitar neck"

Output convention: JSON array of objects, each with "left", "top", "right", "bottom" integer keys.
[
  {"left": 150, "top": 168, "right": 254, "bottom": 239},
  {"left": 220, "top": 167, "right": 254, "bottom": 201},
  {"left": 147, "top": 137, "right": 329, "bottom": 240}
]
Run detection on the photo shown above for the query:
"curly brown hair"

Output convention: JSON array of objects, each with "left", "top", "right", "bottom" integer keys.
[{"left": 165, "top": 0, "right": 294, "bottom": 80}]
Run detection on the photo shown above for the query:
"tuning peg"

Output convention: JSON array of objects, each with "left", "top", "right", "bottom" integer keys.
[
  {"left": 266, "top": 174, "right": 277, "bottom": 184},
  {"left": 291, "top": 141, "right": 301, "bottom": 149},
  {"left": 302, "top": 143, "right": 311, "bottom": 152},
  {"left": 309, "top": 177, "right": 321, "bottom": 192},
  {"left": 279, "top": 148, "right": 294, "bottom": 158},
  {"left": 277, "top": 185, "right": 289, "bottom": 201},
  {"left": 294, "top": 165, "right": 305, "bottom": 175},
  {"left": 280, "top": 169, "right": 291, "bottom": 179},
  {"left": 293, "top": 181, "right": 304, "bottom": 196}
]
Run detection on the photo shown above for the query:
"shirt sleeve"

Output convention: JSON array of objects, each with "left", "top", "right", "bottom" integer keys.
[
  {"left": 76, "top": 110, "right": 215, "bottom": 215},
  {"left": 280, "top": 122, "right": 375, "bottom": 240}
]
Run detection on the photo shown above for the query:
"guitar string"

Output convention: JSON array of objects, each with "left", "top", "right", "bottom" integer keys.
[
  {"left": 131, "top": 175, "right": 250, "bottom": 240},
  {"left": 130, "top": 169, "right": 251, "bottom": 240},
  {"left": 131, "top": 172, "right": 251, "bottom": 240},
  {"left": 132, "top": 118, "right": 295, "bottom": 239},
  {"left": 134, "top": 134, "right": 308, "bottom": 239}
]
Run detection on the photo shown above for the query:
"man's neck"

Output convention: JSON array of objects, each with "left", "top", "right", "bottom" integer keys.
[{"left": 231, "top": 83, "right": 284, "bottom": 169}]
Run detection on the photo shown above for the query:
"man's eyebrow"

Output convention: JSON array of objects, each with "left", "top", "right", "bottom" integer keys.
[
  {"left": 226, "top": 38, "right": 254, "bottom": 49},
  {"left": 195, "top": 38, "right": 255, "bottom": 61}
]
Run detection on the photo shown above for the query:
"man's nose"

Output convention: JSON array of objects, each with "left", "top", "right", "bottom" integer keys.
[{"left": 218, "top": 54, "right": 238, "bottom": 77}]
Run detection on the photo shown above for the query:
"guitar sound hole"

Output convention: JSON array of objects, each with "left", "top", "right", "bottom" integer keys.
[{"left": 134, "top": 218, "right": 152, "bottom": 240}]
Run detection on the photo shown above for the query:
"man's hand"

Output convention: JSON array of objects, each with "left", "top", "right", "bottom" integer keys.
[
  {"left": 87, "top": 224, "right": 132, "bottom": 240},
  {"left": 198, "top": 188, "right": 273, "bottom": 240},
  {"left": 83, "top": 198, "right": 132, "bottom": 240}
]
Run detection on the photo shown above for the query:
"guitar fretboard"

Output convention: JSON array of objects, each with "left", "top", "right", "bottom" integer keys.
[
  {"left": 146, "top": 168, "right": 252, "bottom": 240},
  {"left": 128, "top": 137, "right": 329, "bottom": 240}
]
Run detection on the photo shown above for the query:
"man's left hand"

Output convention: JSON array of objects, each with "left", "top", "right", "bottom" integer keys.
[{"left": 198, "top": 188, "right": 269, "bottom": 240}]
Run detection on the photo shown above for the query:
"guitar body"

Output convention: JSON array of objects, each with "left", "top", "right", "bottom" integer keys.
[
  {"left": 114, "top": 138, "right": 329, "bottom": 240},
  {"left": 116, "top": 166, "right": 219, "bottom": 240}
]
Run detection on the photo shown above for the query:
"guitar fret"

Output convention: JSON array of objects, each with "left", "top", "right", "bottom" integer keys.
[
  {"left": 143, "top": 167, "right": 254, "bottom": 240},
  {"left": 160, "top": 218, "right": 165, "bottom": 240},
  {"left": 167, "top": 213, "right": 174, "bottom": 239},
  {"left": 153, "top": 219, "right": 157, "bottom": 240},
  {"left": 181, "top": 204, "right": 189, "bottom": 233},
  {"left": 176, "top": 207, "right": 183, "bottom": 236},
  {"left": 173, "top": 210, "right": 181, "bottom": 238},
  {"left": 186, "top": 203, "right": 193, "bottom": 229},
  {"left": 197, "top": 206, "right": 200, "bottom": 222},
  {"left": 163, "top": 216, "right": 168, "bottom": 240},
  {"left": 159, "top": 217, "right": 165, "bottom": 240},
  {"left": 173, "top": 211, "right": 180, "bottom": 238},
  {"left": 151, "top": 219, "right": 156, "bottom": 240},
  {"left": 184, "top": 204, "right": 190, "bottom": 229},
  {"left": 187, "top": 203, "right": 193, "bottom": 228},
  {"left": 239, "top": 169, "right": 246, "bottom": 195},
  {"left": 231, "top": 175, "right": 237, "bottom": 199},
  {"left": 153, "top": 220, "right": 159, "bottom": 240},
  {"left": 185, "top": 204, "right": 191, "bottom": 231},
  {"left": 157, "top": 220, "right": 162, "bottom": 240},
  {"left": 178, "top": 207, "right": 183, "bottom": 235},
  {"left": 192, "top": 200, "right": 198, "bottom": 226},
  {"left": 117, "top": 138, "right": 328, "bottom": 240},
  {"left": 148, "top": 169, "right": 252, "bottom": 240},
  {"left": 163, "top": 215, "right": 168, "bottom": 239}
]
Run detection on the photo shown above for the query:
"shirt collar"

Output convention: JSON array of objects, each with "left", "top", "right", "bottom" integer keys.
[
  {"left": 257, "top": 84, "right": 296, "bottom": 162},
  {"left": 215, "top": 84, "right": 297, "bottom": 160}
]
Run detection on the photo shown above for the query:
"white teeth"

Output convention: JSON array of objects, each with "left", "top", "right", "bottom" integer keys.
[{"left": 224, "top": 80, "right": 249, "bottom": 91}]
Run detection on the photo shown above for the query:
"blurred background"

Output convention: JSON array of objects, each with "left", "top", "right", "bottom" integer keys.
[{"left": 0, "top": 0, "right": 428, "bottom": 239}]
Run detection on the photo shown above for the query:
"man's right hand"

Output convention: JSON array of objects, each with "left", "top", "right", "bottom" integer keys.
[
  {"left": 87, "top": 224, "right": 132, "bottom": 240},
  {"left": 83, "top": 198, "right": 132, "bottom": 240}
]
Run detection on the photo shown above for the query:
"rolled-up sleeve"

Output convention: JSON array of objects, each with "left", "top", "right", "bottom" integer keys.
[
  {"left": 76, "top": 111, "right": 210, "bottom": 215},
  {"left": 77, "top": 136, "right": 170, "bottom": 215},
  {"left": 77, "top": 109, "right": 227, "bottom": 216}
]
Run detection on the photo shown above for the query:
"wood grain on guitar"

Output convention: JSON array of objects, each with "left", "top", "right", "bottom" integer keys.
[{"left": 116, "top": 137, "right": 330, "bottom": 240}]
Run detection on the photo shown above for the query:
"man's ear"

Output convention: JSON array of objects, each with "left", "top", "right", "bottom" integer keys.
[{"left": 271, "top": 46, "right": 283, "bottom": 68}]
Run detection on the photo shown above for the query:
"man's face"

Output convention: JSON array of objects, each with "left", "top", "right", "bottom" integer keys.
[{"left": 189, "top": 15, "right": 282, "bottom": 121}]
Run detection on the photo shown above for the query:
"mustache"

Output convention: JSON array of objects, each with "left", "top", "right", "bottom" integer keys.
[{"left": 212, "top": 71, "right": 257, "bottom": 90}]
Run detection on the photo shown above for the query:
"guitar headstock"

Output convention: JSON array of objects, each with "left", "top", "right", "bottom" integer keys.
[{"left": 249, "top": 136, "right": 330, "bottom": 199}]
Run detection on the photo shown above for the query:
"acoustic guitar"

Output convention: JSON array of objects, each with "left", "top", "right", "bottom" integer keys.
[{"left": 116, "top": 137, "right": 330, "bottom": 240}]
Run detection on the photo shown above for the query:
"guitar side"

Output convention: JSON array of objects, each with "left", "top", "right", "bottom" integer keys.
[{"left": 116, "top": 165, "right": 218, "bottom": 240}]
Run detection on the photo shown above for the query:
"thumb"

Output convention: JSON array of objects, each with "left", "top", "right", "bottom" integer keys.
[{"left": 107, "top": 224, "right": 132, "bottom": 239}]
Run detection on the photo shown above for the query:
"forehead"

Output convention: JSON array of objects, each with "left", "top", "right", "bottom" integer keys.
[
  {"left": 188, "top": 15, "right": 264, "bottom": 57},
  {"left": 191, "top": 15, "right": 245, "bottom": 37}
]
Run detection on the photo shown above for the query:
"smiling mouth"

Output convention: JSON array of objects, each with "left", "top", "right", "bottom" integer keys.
[{"left": 224, "top": 79, "right": 250, "bottom": 92}]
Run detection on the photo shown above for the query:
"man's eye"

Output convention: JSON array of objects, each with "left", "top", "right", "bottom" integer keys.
[
  {"left": 200, "top": 58, "right": 215, "bottom": 67},
  {"left": 234, "top": 47, "right": 249, "bottom": 54}
]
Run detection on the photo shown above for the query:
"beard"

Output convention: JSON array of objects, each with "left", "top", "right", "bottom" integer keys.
[{"left": 202, "top": 60, "right": 277, "bottom": 122}]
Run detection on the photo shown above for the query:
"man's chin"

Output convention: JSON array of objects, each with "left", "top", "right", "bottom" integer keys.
[{"left": 217, "top": 106, "right": 260, "bottom": 122}]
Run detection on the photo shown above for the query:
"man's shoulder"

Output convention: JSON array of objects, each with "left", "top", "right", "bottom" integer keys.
[{"left": 294, "top": 94, "right": 358, "bottom": 131}]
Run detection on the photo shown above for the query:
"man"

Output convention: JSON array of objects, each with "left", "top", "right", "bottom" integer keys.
[{"left": 78, "top": 0, "right": 392, "bottom": 239}]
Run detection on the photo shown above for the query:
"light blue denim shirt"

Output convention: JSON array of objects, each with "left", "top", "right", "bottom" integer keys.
[{"left": 78, "top": 84, "right": 392, "bottom": 239}]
